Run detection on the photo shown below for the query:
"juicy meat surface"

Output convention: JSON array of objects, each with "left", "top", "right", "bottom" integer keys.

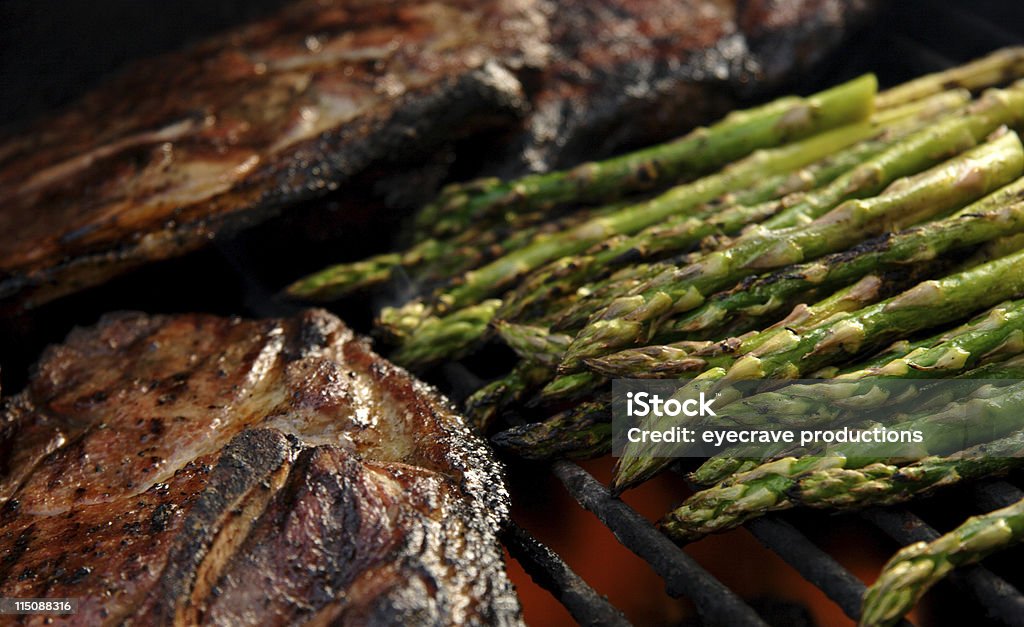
[
  {"left": 0, "top": 0, "right": 873, "bottom": 311},
  {"left": 0, "top": 310, "right": 522, "bottom": 625}
]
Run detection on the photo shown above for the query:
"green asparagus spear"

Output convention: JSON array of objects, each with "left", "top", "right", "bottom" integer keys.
[
  {"left": 660, "top": 383, "right": 1024, "bottom": 543},
  {"left": 759, "top": 83, "right": 1024, "bottom": 231},
  {"left": 869, "top": 89, "right": 971, "bottom": 128},
  {"left": 563, "top": 129, "right": 1024, "bottom": 371},
  {"left": 860, "top": 493, "right": 1024, "bottom": 627},
  {"left": 414, "top": 75, "right": 878, "bottom": 239},
  {"left": 532, "top": 371, "right": 607, "bottom": 407},
  {"left": 669, "top": 184, "right": 1024, "bottom": 338},
  {"left": 433, "top": 120, "right": 878, "bottom": 311},
  {"left": 876, "top": 46, "right": 1024, "bottom": 109},
  {"left": 388, "top": 119, "right": 882, "bottom": 362},
  {"left": 287, "top": 193, "right": 640, "bottom": 301},
  {"left": 614, "top": 252, "right": 1024, "bottom": 492},
  {"left": 494, "top": 322, "right": 572, "bottom": 367},
  {"left": 496, "top": 200, "right": 782, "bottom": 325},
  {"left": 286, "top": 251, "right": 405, "bottom": 301},
  {"left": 793, "top": 426, "right": 1024, "bottom": 510},
  {"left": 694, "top": 300, "right": 1024, "bottom": 485},
  {"left": 499, "top": 96, "right": 970, "bottom": 326},
  {"left": 388, "top": 299, "right": 501, "bottom": 368}
]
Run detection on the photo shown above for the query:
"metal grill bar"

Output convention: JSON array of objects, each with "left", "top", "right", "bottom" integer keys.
[
  {"left": 502, "top": 523, "right": 630, "bottom": 627},
  {"left": 550, "top": 460, "right": 769, "bottom": 627},
  {"left": 745, "top": 517, "right": 915, "bottom": 627},
  {"left": 863, "top": 507, "right": 1024, "bottom": 625},
  {"left": 975, "top": 481, "right": 1024, "bottom": 510}
]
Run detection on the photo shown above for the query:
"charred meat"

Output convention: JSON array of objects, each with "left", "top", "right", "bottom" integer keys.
[
  {"left": 0, "top": 0, "right": 545, "bottom": 310},
  {"left": 495, "top": 0, "right": 877, "bottom": 175},
  {"left": 0, "top": 310, "right": 521, "bottom": 625}
]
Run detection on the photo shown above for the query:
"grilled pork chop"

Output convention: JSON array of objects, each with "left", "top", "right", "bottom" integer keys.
[
  {"left": 0, "top": 310, "right": 521, "bottom": 625},
  {"left": 0, "top": 0, "right": 873, "bottom": 312}
]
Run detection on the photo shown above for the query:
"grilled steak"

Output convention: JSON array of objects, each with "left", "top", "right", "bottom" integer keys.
[
  {"left": 496, "top": 0, "right": 878, "bottom": 174},
  {"left": 0, "top": 0, "right": 873, "bottom": 312},
  {"left": 0, "top": 310, "right": 521, "bottom": 625},
  {"left": 0, "top": 0, "right": 546, "bottom": 311}
]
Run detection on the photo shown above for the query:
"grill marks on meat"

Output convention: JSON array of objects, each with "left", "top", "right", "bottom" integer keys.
[
  {"left": 0, "top": 0, "right": 546, "bottom": 310},
  {"left": 0, "top": 310, "right": 521, "bottom": 625}
]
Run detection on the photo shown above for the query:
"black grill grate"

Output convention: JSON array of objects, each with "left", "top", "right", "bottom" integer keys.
[
  {"left": 510, "top": 459, "right": 1024, "bottom": 626},
  {"left": 498, "top": 1, "right": 1024, "bottom": 625}
]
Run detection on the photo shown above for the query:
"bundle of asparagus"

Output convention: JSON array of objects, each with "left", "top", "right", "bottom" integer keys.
[{"left": 286, "top": 48, "right": 1024, "bottom": 624}]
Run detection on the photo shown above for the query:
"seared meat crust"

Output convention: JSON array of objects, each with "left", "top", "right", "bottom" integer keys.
[
  {"left": 0, "top": 310, "right": 520, "bottom": 625},
  {"left": 0, "top": 0, "right": 545, "bottom": 309},
  {"left": 501, "top": 0, "right": 876, "bottom": 174}
]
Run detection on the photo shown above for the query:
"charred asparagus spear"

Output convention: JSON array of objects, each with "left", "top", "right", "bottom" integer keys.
[
  {"left": 563, "top": 128, "right": 1024, "bottom": 370},
  {"left": 491, "top": 399, "right": 612, "bottom": 461},
  {"left": 464, "top": 362, "right": 553, "bottom": 431},
  {"left": 860, "top": 492, "right": 1024, "bottom": 627}
]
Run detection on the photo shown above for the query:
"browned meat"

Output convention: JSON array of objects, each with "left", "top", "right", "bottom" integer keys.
[
  {"left": 0, "top": 310, "right": 521, "bottom": 625},
  {"left": 0, "top": 0, "right": 546, "bottom": 310},
  {"left": 0, "top": 0, "right": 874, "bottom": 312},
  {"left": 497, "top": 0, "right": 877, "bottom": 174}
]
